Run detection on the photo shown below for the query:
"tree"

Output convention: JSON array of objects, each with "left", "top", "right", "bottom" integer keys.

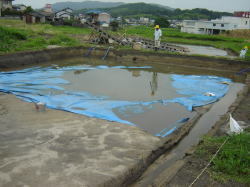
[
  {"left": 24, "top": 6, "right": 33, "bottom": 14},
  {"left": 154, "top": 17, "right": 170, "bottom": 28}
]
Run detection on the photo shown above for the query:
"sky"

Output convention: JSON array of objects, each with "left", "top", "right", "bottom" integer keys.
[{"left": 14, "top": 0, "right": 250, "bottom": 12}]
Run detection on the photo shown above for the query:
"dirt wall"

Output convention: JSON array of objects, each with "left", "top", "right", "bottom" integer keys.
[{"left": 0, "top": 47, "right": 249, "bottom": 71}]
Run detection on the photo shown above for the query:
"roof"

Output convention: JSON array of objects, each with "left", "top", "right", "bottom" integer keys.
[
  {"left": 29, "top": 11, "right": 45, "bottom": 18},
  {"left": 13, "top": 4, "right": 26, "bottom": 7},
  {"left": 55, "top": 8, "right": 73, "bottom": 14},
  {"left": 28, "top": 11, "right": 54, "bottom": 18},
  {"left": 62, "top": 7, "right": 73, "bottom": 11}
]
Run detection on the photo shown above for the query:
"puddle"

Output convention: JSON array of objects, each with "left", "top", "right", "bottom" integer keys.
[
  {"left": 173, "top": 43, "right": 234, "bottom": 57},
  {"left": 0, "top": 60, "right": 240, "bottom": 136}
]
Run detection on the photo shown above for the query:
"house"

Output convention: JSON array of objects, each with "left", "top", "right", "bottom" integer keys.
[
  {"left": 85, "top": 10, "right": 111, "bottom": 26},
  {"left": 181, "top": 16, "right": 250, "bottom": 35},
  {"left": 24, "top": 11, "right": 54, "bottom": 24},
  {"left": 43, "top": 4, "right": 53, "bottom": 13},
  {"left": 55, "top": 8, "right": 73, "bottom": 20},
  {"left": 0, "top": 0, "right": 14, "bottom": 16},
  {"left": 139, "top": 17, "right": 150, "bottom": 24},
  {"left": 0, "top": 0, "right": 14, "bottom": 10},
  {"left": 98, "top": 12, "right": 111, "bottom": 24},
  {"left": 12, "top": 4, "right": 26, "bottom": 11}
]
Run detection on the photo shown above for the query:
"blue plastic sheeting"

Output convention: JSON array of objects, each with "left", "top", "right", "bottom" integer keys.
[
  {"left": 165, "top": 75, "right": 231, "bottom": 111},
  {"left": 155, "top": 118, "right": 189, "bottom": 137},
  {"left": 0, "top": 65, "right": 231, "bottom": 134}
]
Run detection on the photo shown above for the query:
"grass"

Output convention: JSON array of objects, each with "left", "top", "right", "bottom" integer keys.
[
  {"left": 0, "top": 19, "right": 91, "bottom": 55},
  {"left": 196, "top": 132, "right": 250, "bottom": 184}
]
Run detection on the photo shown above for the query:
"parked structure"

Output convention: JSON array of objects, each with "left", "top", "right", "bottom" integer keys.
[
  {"left": 55, "top": 7, "right": 73, "bottom": 20},
  {"left": 181, "top": 16, "right": 250, "bottom": 35}
]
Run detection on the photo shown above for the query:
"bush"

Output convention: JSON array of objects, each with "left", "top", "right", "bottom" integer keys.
[{"left": 110, "top": 21, "right": 119, "bottom": 31}]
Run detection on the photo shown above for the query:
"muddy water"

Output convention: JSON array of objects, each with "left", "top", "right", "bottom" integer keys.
[{"left": 62, "top": 68, "right": 195, "bottom": 135}]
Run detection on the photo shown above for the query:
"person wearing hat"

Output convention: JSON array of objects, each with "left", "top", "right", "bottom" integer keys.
[
  {"left": 240, "top": 46, "right": 248, "bottom": 58},
  {"left": 154, "top": 25, "right": 162, "bottom": 51}
]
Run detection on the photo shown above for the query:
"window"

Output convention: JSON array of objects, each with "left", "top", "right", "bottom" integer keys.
[
  {"left": 246, "top": 21, "right": 248, "bottom": 25},
  {"left": 221, "top": 24, "right": 224, "bottom": 27},
  {"left": 213, "top": 23, "right": 216, "bottom": 26}
]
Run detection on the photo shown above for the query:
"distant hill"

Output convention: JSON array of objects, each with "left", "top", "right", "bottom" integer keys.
[
  {"left": 149, "top": 3, "right": 175, "bottom": 11},
  {"left": 67, "top": 2, "right": 232, "bottom": 21},
  {"left": 52, "top": 1, "right": 124, "bottom": 11},
  {"left": 72, "top": 3, "right": 174, "bottom": 18},
  {"left": 102, "top": 3, "right": 173, "bottom": 17}
]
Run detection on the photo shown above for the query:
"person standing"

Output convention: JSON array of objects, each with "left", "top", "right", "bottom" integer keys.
[
  {"left": 154, "top": 25, "right": 162, "bottom": 51},
  {"left": 239, "top": 46, "right": 248, "bottom": 58}
]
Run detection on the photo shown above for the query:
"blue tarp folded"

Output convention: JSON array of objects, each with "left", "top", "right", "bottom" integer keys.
[{"left": 0, "top": 65, "right": 231, "bottom": 135}]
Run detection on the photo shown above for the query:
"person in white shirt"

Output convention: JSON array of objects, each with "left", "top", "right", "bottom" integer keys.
[
  {"left": 240, "top": 46, "right": 248, "bottom": 58},
  {"left": 154, "top": 25, "right": 162, "bottom": 51}
]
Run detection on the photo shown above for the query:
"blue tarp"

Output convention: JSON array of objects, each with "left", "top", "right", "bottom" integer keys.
[{"left": 0, "top": 65, "right": 231, "bottom": 135}]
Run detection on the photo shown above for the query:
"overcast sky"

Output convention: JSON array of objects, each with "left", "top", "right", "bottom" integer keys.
[{"left": 14, "top": 0, "right": 250, "bottom": 12}]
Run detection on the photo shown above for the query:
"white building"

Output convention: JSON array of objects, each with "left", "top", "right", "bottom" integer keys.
[
  {"left": 43, "top": 4, "right": 53, "bottom": 13},
  {"left": 139, "top": 17, "right": 150, "bottom": 24},
  {"left": 55, "top": 8, "right": 73, "bottom": 20},
  {"left": 181, "top": 16, "right": 250, "bottom": 35},
  {"left": 13, "top": 4, "right": 26, "bottom": 11},
  {"left": 97, "top": 12, "right": 111, "bottom": 24}
]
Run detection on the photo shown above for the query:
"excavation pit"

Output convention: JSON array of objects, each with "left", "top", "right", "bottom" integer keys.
[{"left": 0, "top": 48, "right": 248, "bottom": 187}]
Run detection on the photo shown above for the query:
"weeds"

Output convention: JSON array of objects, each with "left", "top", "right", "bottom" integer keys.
[{"left": 196, "top": 133, "right": 250, "bottom": 184}]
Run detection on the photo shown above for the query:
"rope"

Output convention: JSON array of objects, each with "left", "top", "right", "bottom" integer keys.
[{"left": 188, "top": 137, "right": 229, "bottom": 187}]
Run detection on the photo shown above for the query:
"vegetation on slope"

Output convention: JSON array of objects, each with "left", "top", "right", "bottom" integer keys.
[
  {"left": 0, "top": 19, "right": 91, "bottom": 54},
  {"left": 196, "top": 132, "right": 250, "bottom": 184}
]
